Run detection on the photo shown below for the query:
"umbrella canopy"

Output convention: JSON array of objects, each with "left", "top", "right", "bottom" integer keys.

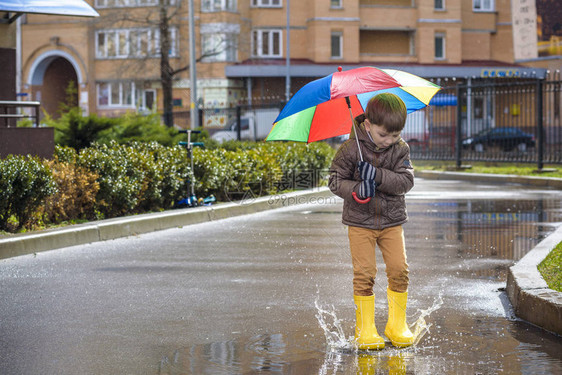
[{"left": 266, "top": 67, "right": 441, "bottom": 143}]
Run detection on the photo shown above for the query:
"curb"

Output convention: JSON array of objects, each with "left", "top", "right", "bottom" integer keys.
[
  {"left": 506, "top": 225, "right": 562, "bottom": 336},
  {"left": 415, "top": 170, "right": 562, "bottom": 189},
  {"left": 0, "top": 187, "right": 334, "bottom": 260}
]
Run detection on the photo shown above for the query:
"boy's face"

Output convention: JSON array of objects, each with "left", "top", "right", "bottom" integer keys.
[{"left": 364, "top": 119, "right": 401, "bottom": 149}]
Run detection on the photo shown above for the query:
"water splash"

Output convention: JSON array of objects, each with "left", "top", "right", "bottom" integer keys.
[
  {"left": 314, "top": 298, "right": 355, "bottom": 351},
  {"left": 410, "top": 293, "right": 444, "bottom": 346},
  {"left": 315, "top": 293, "right": 444, "bottom": 353}
]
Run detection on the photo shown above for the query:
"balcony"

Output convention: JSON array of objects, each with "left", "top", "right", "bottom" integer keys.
[
  {"left": 359, "top": 30, "right": 415, "bottom": 62},
  {"left": 360, "top": 0, "right": 413, "bottom": 7},
  {"left": 359, "top": 2, "right": 416, "bottom": 30}
]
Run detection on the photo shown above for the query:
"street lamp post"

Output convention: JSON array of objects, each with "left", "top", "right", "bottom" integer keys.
[
  {"left": 285, "top": 0, "right": 290, "bottom": 103},
  {"left": 188, "top": 0, "right": 198, "bottom": 129}
]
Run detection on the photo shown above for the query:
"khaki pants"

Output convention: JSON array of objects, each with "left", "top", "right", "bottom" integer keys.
[{"left": 348, "top": 225, "right": 409, "bottom": 296}]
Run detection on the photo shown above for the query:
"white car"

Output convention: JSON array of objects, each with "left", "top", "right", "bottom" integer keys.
[{"left": 211, "top": 118, "right": 252, "bottom": 142}]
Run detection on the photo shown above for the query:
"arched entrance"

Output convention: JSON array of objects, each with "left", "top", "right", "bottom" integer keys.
[
  {"left": 28, "top": 51, "right": 82, "bottom": 119},
  {"left": 41, "top": 57, "right": 78, "bottom": 118}
]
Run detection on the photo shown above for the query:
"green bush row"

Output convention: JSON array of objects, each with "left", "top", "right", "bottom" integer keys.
[
  {"left": 0, "top": 155, "right": 56, "bottom": 231},
  {"left": 0, "top": 141, "right": 335, "bottom": 232}
]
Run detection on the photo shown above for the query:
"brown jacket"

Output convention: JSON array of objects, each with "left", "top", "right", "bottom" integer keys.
[{"left": 329, "top": 114, "right": 414, "bottom": 230}]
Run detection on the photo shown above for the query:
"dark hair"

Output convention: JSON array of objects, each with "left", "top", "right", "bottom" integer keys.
[{"left": 365, "top": 93, "right": 407, "bottom": 133}]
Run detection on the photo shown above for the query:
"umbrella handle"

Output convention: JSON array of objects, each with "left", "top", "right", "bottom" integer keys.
[{"left": 352, "top": 192, "right": 371, "bottom": 204}]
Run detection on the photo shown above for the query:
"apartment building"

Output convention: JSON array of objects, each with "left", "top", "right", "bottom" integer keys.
[{"left": 18, "top": 0, "right": 553, "bottom": 128}]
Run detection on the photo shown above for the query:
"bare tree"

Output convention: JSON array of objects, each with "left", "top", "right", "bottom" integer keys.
[{"left": 96, "top": 0, "right": 233, "bottom": 127}]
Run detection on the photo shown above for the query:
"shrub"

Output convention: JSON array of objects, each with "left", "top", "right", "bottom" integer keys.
[
  {"left": 191, "top": 148, "right": 234, "bottom": 200},
  {"left": 98, "top": 112, "right": 184, "bottom": 147},
  {"left": 259, "top": 142, "right": 335, "bottom": 191},
  {"left": 190, "top": 141, "right": 335, "bottom": 200},
  {"left": 76, "top": 142, "right": 146, "bottom": 217},
  {"left": 0, "top": 155, "right": 55, "bottom": 231},
  {"left": 47, "top": 107, "right": 117, "bottom": 150},
  {"left": 0, "top": 140, "right": 336, "bottom": 232},
  {"left": 41, "top": 159, "right": 100, "bottom": 223},
  {"left": 54, "top": 145, "right": 78, "bottom": 164},
  {"left": 128, "top": 142, "right": 190, "bottom": 211},
  {"left": 75, "top": 141, "right": 190, "bottom": 217}
]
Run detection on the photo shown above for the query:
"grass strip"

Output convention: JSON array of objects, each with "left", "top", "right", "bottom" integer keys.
[
  {"left": 412, "top": 161, "right": 561, "bottom": 178},
  {"left": 538, "top": 241, "right": 562, "bottom": 292}
]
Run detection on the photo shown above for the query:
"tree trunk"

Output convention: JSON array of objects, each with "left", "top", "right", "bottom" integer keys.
[{"left": 160, "top": 1, "right": 173, "bottom": 127}]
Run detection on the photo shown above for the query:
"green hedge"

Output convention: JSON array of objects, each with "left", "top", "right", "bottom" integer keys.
[
  {"left": 0, "top": 141, "right": 335, "bottom": 232},
  {"left": 0, "top": 155, "right": 56, "bottom": 231}
]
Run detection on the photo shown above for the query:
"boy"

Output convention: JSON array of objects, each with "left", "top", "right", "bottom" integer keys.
[{"left": 329, "top": 93, "right": 415, "bottom": 350}]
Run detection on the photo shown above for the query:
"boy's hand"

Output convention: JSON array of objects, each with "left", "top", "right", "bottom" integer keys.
[
  {"left": 358, "top": 179, "right": 376, "bottom": 199},
  {"left": 358, "top": 161, "right": 376, "bottom": 180}
]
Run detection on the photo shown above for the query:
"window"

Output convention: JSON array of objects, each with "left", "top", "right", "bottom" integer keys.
[
  {"left": 434, "top": 33, "right": 445, "bottom": 60},
  {"left": 96, "top": 30, "right": 128, "bottom": 58},
  {"left": 130, "top": 29, "right": 150, "bottom": 57},
  {"left": 95, "top": 28, "right": 177, "bottom": 59},
  {"left": 142, "top": 89, "right": 156, "bottom": 111},
  {"left": 251, "top": 0, "right": 281, "bottom": 8},
  {"left": 330, "top": 0, "right": 342, "bottom": 8},
  {"left": 252, "top": 29, "right": 282, "bottom": 57},
  {"left": 473, "top": 0, "right": 494, "bottom": 12},
  {"left": 95, "top": 0, "right": 176, "bottom": 8},
  {"left": 434, "top": 0, "right": 445, "bottom": 10},
  {"left": 97, "top": 82, "right": 136, "bottom": 108},
  {"left": 202, "top": 0, "right": 236, "bottom": 12},
  {"left": 201, "top": 23, "right": 239, "bottom": 61},
  {"left": 153, "top": 28, "right": 178, "bottom": 57},
  {"left": 202, "top": 33, "right": 238, "bottom": 61},
  {"left": 331, "top": 32, "right": 343, "bottom": 59}
]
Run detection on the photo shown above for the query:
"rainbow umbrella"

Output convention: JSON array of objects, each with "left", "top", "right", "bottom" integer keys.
[{"left": 266, "top": 66, "right": 441, "bottom": 143}]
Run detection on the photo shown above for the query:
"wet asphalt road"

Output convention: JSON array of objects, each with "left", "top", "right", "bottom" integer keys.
[{"left": 1, "top": 179, "right": 561, "bottom": 374}]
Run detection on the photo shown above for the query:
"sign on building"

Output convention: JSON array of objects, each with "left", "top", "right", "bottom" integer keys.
[{"left": 511, "top": 0, "right": 538, "bottom": 60}]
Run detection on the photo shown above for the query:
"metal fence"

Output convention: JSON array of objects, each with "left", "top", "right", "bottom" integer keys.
[
  {"left": 406, "top": 78, "right": 562, "bottom": 167},
  {"left": 173, "top": 79, "right": 561, "bottom": 168},
  {"left": 0, "top": 100, "right": 41, "bottom": 127}
]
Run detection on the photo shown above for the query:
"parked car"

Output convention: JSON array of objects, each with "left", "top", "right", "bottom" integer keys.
[
  {"left": 211, "top": 108, "right": 280, "bottom": 142},
  {"left": 462, "top": 127, "right": 535, "bottom": 152},
  {"left": 211, "top": 117, "right": 251, "bottom": 143}
]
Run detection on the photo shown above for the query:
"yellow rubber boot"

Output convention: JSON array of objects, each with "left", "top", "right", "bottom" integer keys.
[
  {"left": 384, "top": 289, "right": 414, "bottom": 348},
  {"left": 354, "top": 295, "right": 385, "bottom": 350}
]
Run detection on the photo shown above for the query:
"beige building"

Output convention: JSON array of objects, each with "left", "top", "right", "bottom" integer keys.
[
  {"left": 18, "top": 0, "right": 555, "bottom": 128},
  {"left": 1, "top": 0, "right": 98, "bottom": 158}
]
